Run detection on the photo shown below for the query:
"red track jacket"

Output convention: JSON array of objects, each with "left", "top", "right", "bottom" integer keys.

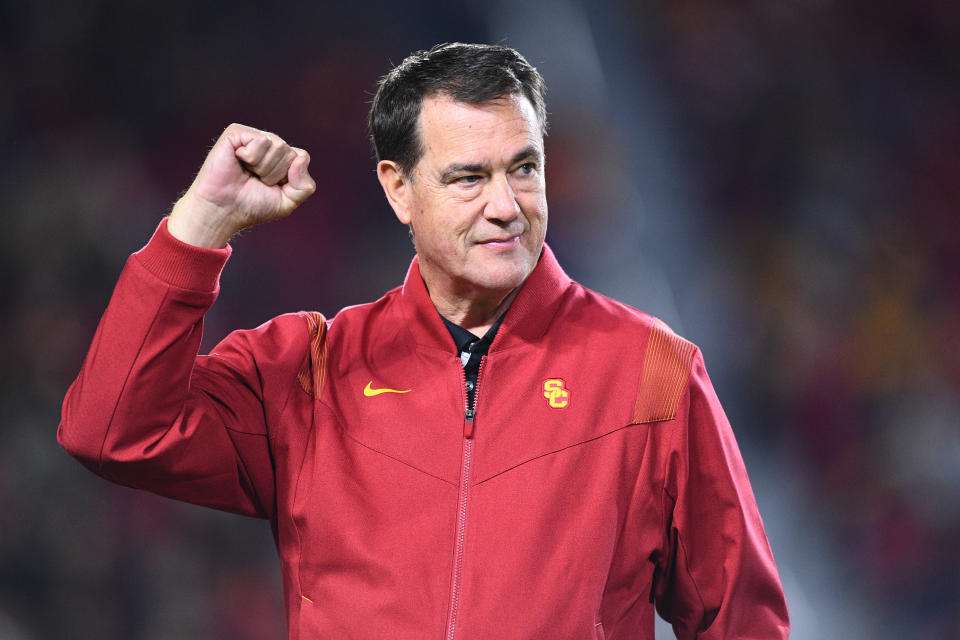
[{"left": 60, "top": 220, "right": 789, "bottom": 639}]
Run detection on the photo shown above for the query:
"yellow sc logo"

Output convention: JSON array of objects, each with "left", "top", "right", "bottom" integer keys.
[{"left": 543, "top": 379, "right": 570, "bottom": 408}]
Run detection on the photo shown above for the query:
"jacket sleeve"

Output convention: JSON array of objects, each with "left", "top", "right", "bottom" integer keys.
[
  {"left": 653, "top": 348, "right": 790, "bottom": 639},
  {"left": 58, "top": 219, "right": 297, "bottom": 520}
]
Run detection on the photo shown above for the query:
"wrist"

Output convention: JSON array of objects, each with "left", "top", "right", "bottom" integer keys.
[
  {"left": 133, "top": 218, "right": 232, "bottom": 292},
  {"left": 168, "top": 194, "right": 236, "bottom": 249}
]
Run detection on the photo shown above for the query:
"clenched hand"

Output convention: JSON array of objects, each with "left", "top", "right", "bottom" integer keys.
[{"left": 168, "top": 123, "right": 316, "bottom": 248}]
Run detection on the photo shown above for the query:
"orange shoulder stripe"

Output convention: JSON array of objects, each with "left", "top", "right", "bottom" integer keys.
[
  {"left": 631, "top": 320, "right": 696, "bottom": 424},
  {"left": 297, "top": 311, "right": 328, "bottom": 400}
]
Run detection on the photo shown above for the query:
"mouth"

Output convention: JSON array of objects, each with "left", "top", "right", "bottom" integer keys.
[{"left": 475, "top": 235, "right": 521, "bottom": 251}]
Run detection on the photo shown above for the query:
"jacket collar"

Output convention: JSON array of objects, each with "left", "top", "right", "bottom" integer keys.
[{"left": 399, "top": 243, "right": 573, "bottom": 354}]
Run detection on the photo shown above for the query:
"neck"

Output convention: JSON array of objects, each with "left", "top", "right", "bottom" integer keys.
[{"left": 429, "top": 286, "right": 520, "bottom": 337}]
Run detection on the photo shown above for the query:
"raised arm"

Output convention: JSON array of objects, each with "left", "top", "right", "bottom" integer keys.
[{"left": 58, "top": 125, "right": 316, "bottom": 518}]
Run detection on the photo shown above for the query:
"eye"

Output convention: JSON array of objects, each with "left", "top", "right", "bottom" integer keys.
[
  {"left": 456, "top": 174, "right": 482, "bottom": 185},
  {"left": 515, "top": 162, "right": 537, "bottom": 176}
]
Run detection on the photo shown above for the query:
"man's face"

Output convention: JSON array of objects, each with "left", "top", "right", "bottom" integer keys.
[{"left": 393, "top": 93, "right": 547, "bottom": 302}]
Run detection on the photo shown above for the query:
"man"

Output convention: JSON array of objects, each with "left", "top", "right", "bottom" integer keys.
[{"left": 60, "top": 43, "right": 789, "bottom": 638}]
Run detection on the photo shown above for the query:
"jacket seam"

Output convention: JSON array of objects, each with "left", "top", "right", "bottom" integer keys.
[
  {"left": 259, "top": 316, "right": 308, "bottom": 469},
  {"left": 220, "top": 427, "right": 270, "bottom": 518},
  {"left": 339, "top": 427, "right": 458, "bottom": 487},
  {"left": 268, "top": 369, "right": 302, "bottom": 438},
  {"left": 192, "top": 355, "right": 275, "bottom": 519},
  {"left": 314, "top": 370, "right": 460, "bottom": 486},
  {"left": 290, "top": 408, "right": 320, "bottom": 601},
  {"left": 676, "top": 526, "right": 709, "bottom": 633},
  {"left": 597, "top": 416, "right": 666, "bottom": 624},
  {"left": 97, "top": 283, "right": 172, "bottom": 474},
  {"left": 660, "top": 359, "right": 703, "bottom": 630},
  {"left": 474, "top": 421, "right": 651, "bottom": 486},
  {"left": 223, "top": 424, "right": 269, "bottom": 436},
  {"left": 291, "top": 313, "right": 325, "bottom": 600}
]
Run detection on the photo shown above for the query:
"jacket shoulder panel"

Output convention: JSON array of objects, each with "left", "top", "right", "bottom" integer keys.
[
  {"left": 296, "top": 311, "right": 329, "bottom": 401},
  {"left": 632, "top": 319, "right": 697, "bottom": 424},
  {"left": 560, "top": 285, "right": 698, "bottom": 424}
]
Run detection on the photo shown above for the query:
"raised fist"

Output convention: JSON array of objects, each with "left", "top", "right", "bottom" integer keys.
[{"left": 168, "top": 124, "right": 316, "bottom": 248}]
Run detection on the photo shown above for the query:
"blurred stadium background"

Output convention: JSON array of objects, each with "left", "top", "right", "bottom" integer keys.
[{"left": 2, "top": 1, "right": 958, "bottom": 638}]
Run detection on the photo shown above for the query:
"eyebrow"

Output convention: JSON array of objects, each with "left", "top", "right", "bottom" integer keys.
[
  {"left": 438, "top": 145, "right": 544, "bottom": 183},
  {"left": 440, "top": 162, "right": 488, "bottom": 183},
  {"left": 509, "top": 145, "right": 544, "bottom": 167}
]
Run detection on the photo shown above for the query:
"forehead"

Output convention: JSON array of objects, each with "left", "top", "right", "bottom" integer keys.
[{"left": 417, "top": 94, "right": 542, "bottom": 165}]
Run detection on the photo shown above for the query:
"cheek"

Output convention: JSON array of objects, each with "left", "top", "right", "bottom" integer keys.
[
  {"left": 520, "top": 194, "right": 548, "bottom": 224},
  {"left": 415, "top": 217, "right": 461, "bottom": 257}
]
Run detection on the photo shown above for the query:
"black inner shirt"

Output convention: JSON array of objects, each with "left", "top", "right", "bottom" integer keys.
[{"left": 441, "top": 314, "right": 504, "bottom": 410}]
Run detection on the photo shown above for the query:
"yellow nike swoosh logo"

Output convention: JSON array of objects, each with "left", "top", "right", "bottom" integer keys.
[{"left": 363, "top": 381, "right": 412, "bottom": 397}]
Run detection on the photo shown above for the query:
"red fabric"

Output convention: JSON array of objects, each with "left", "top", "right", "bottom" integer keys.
[{"left": 60, "top": 218, "right": 789, "bottom": 639}]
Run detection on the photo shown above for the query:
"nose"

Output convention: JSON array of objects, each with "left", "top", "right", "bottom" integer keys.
[{"left": 484, "top": 174, "right": 520, "bottom": 222}]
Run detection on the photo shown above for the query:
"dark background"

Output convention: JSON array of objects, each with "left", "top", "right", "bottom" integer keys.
[{"left": 2, "top": 1, "right": 958, "bottom": 638}]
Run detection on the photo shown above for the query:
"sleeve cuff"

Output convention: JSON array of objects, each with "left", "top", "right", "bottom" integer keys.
[{"left": 132, "top": 217, "right": 233, "bottom": 292}]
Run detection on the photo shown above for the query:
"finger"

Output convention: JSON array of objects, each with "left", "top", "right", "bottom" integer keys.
[
  {"left": 261, "top": 147, "right": 298, "bottom": 186},
  {"left": 255, "top": 135, "right": 286, "bottom": 170},
  {"left": 251, "top": 136, "right": 293, "bottom": 185},
  {"left": 235, "top": 134, "right": 272, "bottom": 169},
  {"left": 281, "top": 150, "right": 316, "bottom": 208}
]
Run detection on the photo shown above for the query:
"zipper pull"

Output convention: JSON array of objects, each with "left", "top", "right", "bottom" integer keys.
[{"left": 464, "top": 408, "right": 475, "bottom": 438}]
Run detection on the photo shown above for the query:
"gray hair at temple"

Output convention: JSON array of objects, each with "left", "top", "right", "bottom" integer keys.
[{"left": 368, "top": 42, "right": 548, "bottom": 176}]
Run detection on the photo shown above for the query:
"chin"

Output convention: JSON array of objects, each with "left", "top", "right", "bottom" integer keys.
[{"left": 469, "top": 259, "right": 535, "bottom": 294}]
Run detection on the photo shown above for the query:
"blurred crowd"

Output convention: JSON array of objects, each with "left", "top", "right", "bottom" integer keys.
[
  {"left": 635, "top": 2, "right": 959, "bottom": 637},
  {"left": 1, "top": 1, "right": 957, "bottom": 638}
]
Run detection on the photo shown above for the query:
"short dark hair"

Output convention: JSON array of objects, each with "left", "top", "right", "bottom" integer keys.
[{"left": 369, "top": 42, "right": 548, "bottom": 175}]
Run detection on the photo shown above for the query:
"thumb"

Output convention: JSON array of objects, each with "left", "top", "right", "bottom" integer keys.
[{"left": 280, "top": 149, "right": 316, "bottom": 210}]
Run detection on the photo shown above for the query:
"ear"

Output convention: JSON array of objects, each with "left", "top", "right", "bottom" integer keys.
[{"left": 377, "top": 160, "right": 413, "bottom": 225}]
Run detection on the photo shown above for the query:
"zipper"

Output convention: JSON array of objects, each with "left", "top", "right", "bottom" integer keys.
[
  {"left": 445, "top": 437, "right": 472, "bottom": 640},
  {"left": 444, "top": 357, "right": 485, "bottom": 639}
]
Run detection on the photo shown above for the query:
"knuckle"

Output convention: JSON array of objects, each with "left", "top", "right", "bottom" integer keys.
[
  {"left": 225, "top": 122, "right": 248, "bottom": 136},
  {"left": 266, "top": 132, "right": 285, "bottom": 148}
]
